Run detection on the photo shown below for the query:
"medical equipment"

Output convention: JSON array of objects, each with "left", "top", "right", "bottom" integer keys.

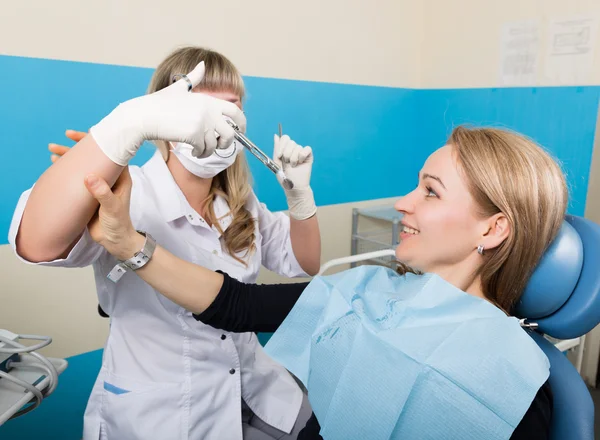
[
  {"left": 0, "top": 329, "right": 67, "bottom": 425},
  {"left": 351, "top": 205, "right": 403, "bottom": 271},
  {"left": 318, "top": 249, "right": 396, "bottom": 276},
  {"left": 224, "top": 118, "right": 294, "bottom": 190},
  {"left": 0, "top": 332, "right": 20, "bottom": 375}
]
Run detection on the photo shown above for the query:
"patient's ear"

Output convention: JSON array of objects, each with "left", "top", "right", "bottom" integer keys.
[{"left": 481, "top": 213, "right": 510, "bottom": 251}]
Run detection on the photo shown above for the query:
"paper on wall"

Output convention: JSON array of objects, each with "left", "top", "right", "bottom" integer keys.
[
  {"left": 544, "top": 17, "right": 598, "bottom": 85},
  {"left": 499, "top": 21, "right": 540, "bottom": 86}
]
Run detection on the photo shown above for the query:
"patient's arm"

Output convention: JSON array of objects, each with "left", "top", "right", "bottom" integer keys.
[
  {"left": 85, "top": 168, "right": 310, "bottom": 329},
  {"left": 194, "top": 271, "right": 309, "bottom": 332},
  {"left": 110, "top": 232, "right": 309, "bottom": 331}
]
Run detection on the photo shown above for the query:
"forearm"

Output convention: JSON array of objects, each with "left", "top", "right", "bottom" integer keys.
[
  {"left": 106, "top": 235, "right": 308, "bottom": 330},
  {"left": 290, "top": 214, "right": 321, "bottom": 276},
  {"left": 195, "top": 272, "right": 310, "bottom": 333},
  {"left": 124, "top": 233, "right": 224, "bottom": 314},
  {"left": 17, "top": 135, "right": 124, "bottom": 262}
]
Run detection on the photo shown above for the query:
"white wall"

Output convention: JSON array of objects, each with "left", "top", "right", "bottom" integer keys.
[
  {"left": 0, "top": 0, "right": 421, "bottom": 88},
  {"left": 420, "top": 0, "right": 600, "bottom": 88}
]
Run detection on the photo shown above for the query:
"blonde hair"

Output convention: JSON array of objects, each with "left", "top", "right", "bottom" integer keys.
[
  {"left": 449, "top": 126, "right": 568, "bottom": 313},
  {"left": 148, "top": 47, "right": 255, "bottom": 264}
]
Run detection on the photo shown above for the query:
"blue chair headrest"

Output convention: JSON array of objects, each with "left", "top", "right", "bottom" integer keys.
[
  {"left": 516, "top": 221, "right": 583, "bottom": 318},
  {"left": 516, "top": 215, "right": 600, "bottom": 339}
]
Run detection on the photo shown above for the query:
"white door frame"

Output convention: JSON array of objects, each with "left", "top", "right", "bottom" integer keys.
[{"left": 581, "top": 101, "right": 600, "bottom": 388}]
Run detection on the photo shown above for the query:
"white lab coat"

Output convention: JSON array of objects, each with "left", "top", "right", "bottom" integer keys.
[{"left": 8, "top": 152, "right": 306, "bottom": 440}]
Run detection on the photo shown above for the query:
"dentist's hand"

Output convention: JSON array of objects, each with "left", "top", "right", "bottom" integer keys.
[
  {"left": 273, "top": 135, "right": 317, "bottom": 220},
  {"left": 89, "top": 61, "right": 247, "bottom": 166}
]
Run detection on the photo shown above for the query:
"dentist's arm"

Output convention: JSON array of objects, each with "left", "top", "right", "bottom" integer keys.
[
  {"left": 17, "top": 62, "right": 245, "bottom": 263},
  {"left": 48, "top": 130, "right": 85, "bottom": 163},
  {"left": 85, "top": 169, "right": 308, "bottom": 332},
  {"left": 18, "top": 133, "right": 124, "bottom": 263},
  {"left": 274, "top": 135, "right": 321, "bottom": 275}
]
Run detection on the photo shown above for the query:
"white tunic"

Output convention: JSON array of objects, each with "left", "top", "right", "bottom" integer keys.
[{"left": 8, "top": 152, "right": 306, "bottom": 440}]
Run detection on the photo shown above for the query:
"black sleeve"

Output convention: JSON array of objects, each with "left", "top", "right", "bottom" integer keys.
[
  {"left": 193, "top": 271, "right": 310, "bottom": 333},
  {"left": 510, "top": 380, "right": 553, "bottom": 439},
  {"left": 298, "top": 413, "right": 323, "bottom": 440}
]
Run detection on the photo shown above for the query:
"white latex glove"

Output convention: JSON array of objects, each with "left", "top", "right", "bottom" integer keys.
[
  {"left": 273, "top": 134, "right": 317, "bottom": 220},
  {"left": 89, "top": 62, "right": 247, "bottom": 166}
]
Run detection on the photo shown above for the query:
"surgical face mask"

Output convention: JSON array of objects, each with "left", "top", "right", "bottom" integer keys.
[{"left": 170, "top": 141, "right": 239, "bottom": 178}]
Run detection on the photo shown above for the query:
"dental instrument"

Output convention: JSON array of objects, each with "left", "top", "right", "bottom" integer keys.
[{"left": 224, "top": 118, "right": 294, "bottom": 190}]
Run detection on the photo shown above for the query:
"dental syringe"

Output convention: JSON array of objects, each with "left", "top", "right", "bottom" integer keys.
[{"left": 224, "top": 118, "right": 294, "bottom": 190}]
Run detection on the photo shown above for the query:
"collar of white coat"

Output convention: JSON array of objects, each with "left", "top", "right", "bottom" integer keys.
[{"left": 142, "top": 151, "right": 234, "bottom": 233}]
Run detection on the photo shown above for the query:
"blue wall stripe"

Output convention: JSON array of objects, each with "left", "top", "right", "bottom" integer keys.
[
  {"left": 0, "top": 55, "right": 417, "bottom": 245},
  {"left": 418, "top": 87, "right": 600, "bottom": 216},
  {"left": 1, "top": 55, "right": 599, "bottom": 245}
]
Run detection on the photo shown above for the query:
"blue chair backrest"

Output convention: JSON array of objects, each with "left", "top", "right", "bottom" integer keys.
[{"left": 517, "top": 215, "right": 600, "bottom": 440}]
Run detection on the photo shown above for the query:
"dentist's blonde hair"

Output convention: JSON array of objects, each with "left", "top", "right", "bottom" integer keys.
[{"left": 148, "top": 47, "right": 255, "bottom": 265}]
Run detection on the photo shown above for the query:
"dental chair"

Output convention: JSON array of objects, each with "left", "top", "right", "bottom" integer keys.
[{"left": 516, "top": 215, "right": 600, "bottom": 440}]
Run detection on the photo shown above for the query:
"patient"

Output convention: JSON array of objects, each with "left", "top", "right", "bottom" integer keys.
[{"left": 80, "top": 125, "right": 564, "bottom": 439}]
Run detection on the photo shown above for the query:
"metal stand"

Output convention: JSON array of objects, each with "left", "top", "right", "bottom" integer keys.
[{"left": 351, "top": 205, "right": 402, "bottom": 270}]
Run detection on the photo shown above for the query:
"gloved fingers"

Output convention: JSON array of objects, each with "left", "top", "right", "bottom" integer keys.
[
  {"left": 167, "top": 61, "right": 205, "bottom": 93},
  {"left": 289, "top": 146, "right": 301, "bottom": 167},
  {"left": 174, "top": 61, "right": 206, "bottom": 92},
  {"left": 200, "top": 124, "right": 218, "bottom": 158},
  {"left": 219, "top": 102, "right": 247, "bottom": 133},
  {"left": 297, "top": 146, "right": 313, "bottom": 165},
  {"left": 280, "top": 136, "right": 297, "bottom": 164},
  {"left": 214, "top": 117, "right": 236, "bottom": 150},
  {"left": 190, "top": 135, "right": 208, "bottom": 159},
  {"left": 273, "top": 134, "right": 284, "bottom": 163}
]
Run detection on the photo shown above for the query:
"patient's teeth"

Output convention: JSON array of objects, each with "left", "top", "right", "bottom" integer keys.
[{"left": 402, "top": 225, "right": 419, "bottom": 235}]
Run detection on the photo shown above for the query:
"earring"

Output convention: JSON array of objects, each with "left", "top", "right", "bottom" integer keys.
[{"left": 477, "top": 245, "right": 484, "bottom": 255}]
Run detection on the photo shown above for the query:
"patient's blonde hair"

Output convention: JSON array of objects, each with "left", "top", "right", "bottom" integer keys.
[
  {"left": 396, "top": 126, "right": 568, "bottom": 314},
  {"left": 148, "top": 47, "right": 255, "bottom": 265},
  {"left": 451, "top": 126, "right": 568, "bottom": 313}
]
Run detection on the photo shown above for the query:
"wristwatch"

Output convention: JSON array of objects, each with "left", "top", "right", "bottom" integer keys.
[{"left": 107, "top": 231, "right": 157, "bottom": 283}]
